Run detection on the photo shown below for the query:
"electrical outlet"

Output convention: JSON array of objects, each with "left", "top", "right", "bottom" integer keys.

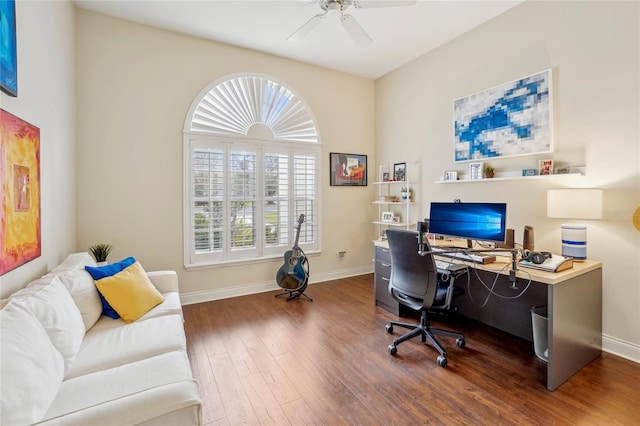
[{"left": 338, "top": 251, "right": 346, "bottom": 260}]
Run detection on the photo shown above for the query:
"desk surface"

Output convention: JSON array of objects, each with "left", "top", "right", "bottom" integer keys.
[
  {"left": 373, "top": 237, "right": 603, "bottom": 391},
  {"left": 373, "top": 239, "right": 602, "bottom": 285}
]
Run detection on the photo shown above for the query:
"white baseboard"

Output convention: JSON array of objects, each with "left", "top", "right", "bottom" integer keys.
[
  {"left": 180, "top": 265, "right": 640, "bottom": 365},
  {"left": 180, "top": 264, "right": 373, "bottom": 306},
  {"left": 602, "top": 334, "right": 640, "bottom": 363}
]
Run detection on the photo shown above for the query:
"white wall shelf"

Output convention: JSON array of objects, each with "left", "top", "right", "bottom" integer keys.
[
  {"left": 374, "top": 162, "right": 419, "bottom": 239},
  {"left": 372, "top": 221, "right": 410, "bottom": 227},
  {"left": 435, "top": 172, "right": 582, "bottom": 184},
  {"left": 373, "top": 181, "right": 406, "bottom": 185},
  {"left": 372, "top": 201, "right": 414, "bottom": 205}
]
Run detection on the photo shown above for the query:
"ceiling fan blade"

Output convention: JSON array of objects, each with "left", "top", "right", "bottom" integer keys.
[
  {"left": 352, "top": 0, "right": 417, "bottom": 8},
  {"left": 341, "top": 14, "right": 373, "bottom": 46},
  {"left": 287, "top": 13, "right": 325, "bottom": 42}
]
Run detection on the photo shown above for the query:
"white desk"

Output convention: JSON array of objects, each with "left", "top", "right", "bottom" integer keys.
[{"left": 373, "top": 239, "right": 603, "bottom": 391}]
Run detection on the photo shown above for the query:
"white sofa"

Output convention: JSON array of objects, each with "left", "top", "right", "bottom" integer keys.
[{"left": 0, "top": 253, "right": 202, "bottom": 426}]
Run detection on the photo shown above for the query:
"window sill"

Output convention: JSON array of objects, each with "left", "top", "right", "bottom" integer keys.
[{"left": 184, "top": 250, "right": 321, "bottom": 271}]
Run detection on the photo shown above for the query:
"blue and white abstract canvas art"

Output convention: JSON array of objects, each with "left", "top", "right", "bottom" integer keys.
[
  {"left": 0, "top": 0, "right": 17, "bottom": 97},
  {"left": 454, "top": 69, "right": 552, "bottom": 162}
]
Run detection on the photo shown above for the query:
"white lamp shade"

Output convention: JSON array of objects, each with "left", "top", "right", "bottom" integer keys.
[{"left": 547, "top": 189, "right": 603, "bottom": 220}]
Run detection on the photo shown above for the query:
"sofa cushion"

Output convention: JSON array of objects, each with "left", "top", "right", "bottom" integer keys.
[
  {"left": 136, "top": 291, "right": 183, "bottom": 322},
  {"left": 1, "top": 299, "right": 65, "bottom": 425},
  {"left": 64, "top": 314, "right": 187, "bottom": 379},
  {"left": 9, "top": 277, "right": 86, "bottom": 373},
  {"left": 44, "top": 252, "right": 97, "bottom": 277},
  {"left": 58, "top": 268, "right": 103, "bottom": 330},
  {"left": 43, "top": 350, "right": 194, "bottom": 423},
  {"left": 85, "top": 257, "right": 164, "bottom": 323}
]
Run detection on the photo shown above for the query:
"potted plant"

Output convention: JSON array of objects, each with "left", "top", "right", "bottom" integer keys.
[
  {"left": 483, "top": 165, "right": 495, "bottom": 178},
  {"left": 89, "top": 243, "right": 113, "bottom": 266}
]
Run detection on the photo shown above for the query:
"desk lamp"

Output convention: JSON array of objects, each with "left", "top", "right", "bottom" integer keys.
[{"left": 547, "top": 189, "right": 603, "bottom": 260}]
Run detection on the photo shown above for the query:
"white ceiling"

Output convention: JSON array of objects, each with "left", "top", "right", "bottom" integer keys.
[{"left": 74, "top": 0, "right": 524, "bottom": 79}]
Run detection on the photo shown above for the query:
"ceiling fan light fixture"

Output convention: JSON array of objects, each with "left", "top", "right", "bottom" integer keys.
[
  {"left": 327, "top": 1, "right": 342, "bottom": 13},
  {"left": 288, "top": 0, "right": 413, "bottom": 45}
]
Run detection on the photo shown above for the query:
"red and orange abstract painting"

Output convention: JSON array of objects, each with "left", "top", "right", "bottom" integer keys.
[{"left": 1, "top": 109, "right": 41, "bottom": 275}]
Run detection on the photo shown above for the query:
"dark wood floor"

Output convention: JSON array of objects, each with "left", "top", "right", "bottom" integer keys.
[{"left": 183, "top": 274, "right": 640, "bottom": 425}]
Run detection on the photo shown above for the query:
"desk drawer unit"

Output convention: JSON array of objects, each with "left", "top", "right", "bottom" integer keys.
[{"left": 374, "top": 246, "right": 401, "bottom": 315}]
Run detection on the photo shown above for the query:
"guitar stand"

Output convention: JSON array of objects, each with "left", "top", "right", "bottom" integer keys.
[
  {"left": 275, "top": 278, "right": 313, "bottom": 302},
  {"left": 275, "top": 289, "right": 313, "bottom": 302}
]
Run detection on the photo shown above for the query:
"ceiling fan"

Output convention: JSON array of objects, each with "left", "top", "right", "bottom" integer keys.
[{"left": 287, "top": 0, "right": 417, "bottom": 46}]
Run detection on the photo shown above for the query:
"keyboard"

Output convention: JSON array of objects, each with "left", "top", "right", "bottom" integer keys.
[
  {"left": 431, "top": 247, "right": 496, "bottom": 264},
  {"left": 435, "top": 260, "right": 453, "bottom": 272},
  {"left": 435, "top": 260, "right": 468, "bottom": 276}
]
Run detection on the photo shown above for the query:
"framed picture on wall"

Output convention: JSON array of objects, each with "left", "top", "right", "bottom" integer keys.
[
  {"left": 330, "top": 152, "right": 367, "bottom": 186},
  {"left": 454, "top": 69, "right": 552, "bottom": 162},
  {"left": 0, "top": 0, "right": 18, "bottom": 96},
  {"left": 1, "top": 109, "right": 41, "bottom": 274}
]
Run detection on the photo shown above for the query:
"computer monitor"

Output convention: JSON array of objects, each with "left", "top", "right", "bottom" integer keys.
[{"left": 428, "top": 202, "right": 507, "bottom": 243}]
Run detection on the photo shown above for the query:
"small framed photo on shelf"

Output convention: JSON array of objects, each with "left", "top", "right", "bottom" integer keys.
[
  {"left": 392, "top": 216, "right": 401, "bottom": 223},
  {"left": 393, "top": 162, "right": 406, "bottom": 182},
  {"left": 378, "top": 165, "right": 389, "bottom": 182},
  {"left": 539, "top": 159, "right": 554, "bottom": 175},
  {"left": 381, "top": 211, "right": 394, "bottom": 223},
  {"left": 443, "top": 170, "right": 458, "bottom": 181},
  {"left": 469, "top": 162, "right": 483, "bottom": 180}
]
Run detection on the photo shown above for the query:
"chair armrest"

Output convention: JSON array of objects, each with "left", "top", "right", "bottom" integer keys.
[{"left": 147, "top": 271, "right": 179, "bottom": 294}]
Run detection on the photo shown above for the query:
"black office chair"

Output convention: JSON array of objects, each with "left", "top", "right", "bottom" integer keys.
[{"left": 385, "top": 229, "right": 465, "bottom": 367}]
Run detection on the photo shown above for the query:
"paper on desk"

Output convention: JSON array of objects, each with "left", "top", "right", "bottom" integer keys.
[{"left": 519, "top": 254, "right": 574, "bottom": 272}]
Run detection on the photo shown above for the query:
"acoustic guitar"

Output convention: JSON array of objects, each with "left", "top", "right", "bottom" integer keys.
[{"left": 276, "top": 214, "right": 308, "bottom": 291}]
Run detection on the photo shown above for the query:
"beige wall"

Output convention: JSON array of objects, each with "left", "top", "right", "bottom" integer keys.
[
  {"left": 0, "top": 1, "right": 76, "bottom": 297},
  {"left": 5, "top": 1, "right": 637, "bottom": 361},
  {"left": 376, "top": 1, "right": 640, "bottom": 358},
  {"left": 75, "top": 10, "right": 376, "bottom": 299}
]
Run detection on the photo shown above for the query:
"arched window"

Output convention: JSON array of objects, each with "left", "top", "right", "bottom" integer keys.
[{"left": 183, "top": 74, "right": 321, "bottom": 269}]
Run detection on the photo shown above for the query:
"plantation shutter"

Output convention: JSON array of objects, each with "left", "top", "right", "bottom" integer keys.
[
  {"left": 184, "top": 74, "right": 321, "bottom": 269},
  {"left": 228, "top": 144, "right": 258, "bottom": 259}
]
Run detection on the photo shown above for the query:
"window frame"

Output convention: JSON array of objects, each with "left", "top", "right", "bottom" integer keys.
[
  {"left": 183, "top": 133, "right": 321, "bottom": 270},
  {"left": 183, "top": 74, "right": 322, "bottom": 271}
]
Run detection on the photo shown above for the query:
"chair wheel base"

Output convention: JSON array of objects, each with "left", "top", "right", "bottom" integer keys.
[
  {"left": 437, "top": 355, "right": 448, "bottom": 367},
  {"left": 385, "top": 324, "right": 393, "bottom": 334},
  {"left": 388, "top": 344, "right": 397, "bottom": 355}
]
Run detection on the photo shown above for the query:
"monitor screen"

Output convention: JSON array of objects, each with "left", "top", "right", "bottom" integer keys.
[{"left": 428, "top": 202, "right": 507, "bottom": 243}]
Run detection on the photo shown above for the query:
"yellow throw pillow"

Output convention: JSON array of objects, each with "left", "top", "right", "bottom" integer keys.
[{"left": 91, "top": 260, "right": 164, "bottom": 323}]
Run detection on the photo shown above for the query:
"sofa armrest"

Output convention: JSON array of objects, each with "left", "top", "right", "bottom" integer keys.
[
  {"left": 147, "top": 271, "right": 179, "bottom": 294},
  {"left": 38, "top": 380, "right": 202, "bottom": 426}
]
